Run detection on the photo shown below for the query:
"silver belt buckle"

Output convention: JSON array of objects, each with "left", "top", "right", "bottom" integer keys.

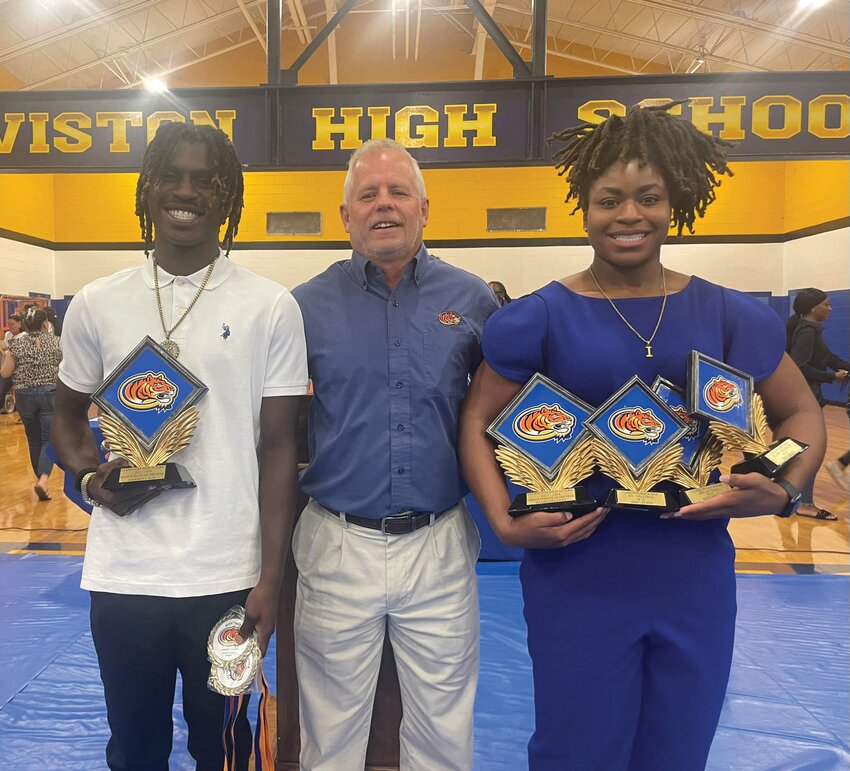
[{"left": 381, "top": 513, "right": 413, "bottom": 535}]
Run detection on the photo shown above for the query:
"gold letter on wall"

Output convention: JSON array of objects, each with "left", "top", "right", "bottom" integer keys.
[
  {"left": 312, "top": 107, "right": 364, "bottom": 150},
  {"left": 53, "top": 112, "right": 93, "bottom": 153},
  {"left": 808, "top": 95, "right": 850, "bottom": 139},
  {"left": 395, "top": 106, "right": 439, "bottom": 148},
  {"left": 96, "top": 112, "right": 143, "bottom": 153},
  {"left": 752, "top": 96, "right": 802, "bottom": 140},
  {"left": 688, "top": 96, "right": 746, "bottom": 140},
  {"left": 444, "top": 104, "right": 497, "bottom": 148}
]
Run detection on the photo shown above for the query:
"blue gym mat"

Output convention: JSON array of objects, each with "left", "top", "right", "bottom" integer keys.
[{"left": 1, "top": 555, "right": 847, "bottom": 770}]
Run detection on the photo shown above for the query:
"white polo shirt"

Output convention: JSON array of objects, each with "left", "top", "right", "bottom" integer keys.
[{"left": 59, "top": 254, "right": 308, "bottom": 597}]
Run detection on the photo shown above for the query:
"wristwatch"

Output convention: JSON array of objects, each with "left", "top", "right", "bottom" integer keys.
[
  {"left": 80, "top": 472, "right": 101, "bottom": 508},
  {"left": 773, "top": 478, "right": 802, "bottom": 518}
]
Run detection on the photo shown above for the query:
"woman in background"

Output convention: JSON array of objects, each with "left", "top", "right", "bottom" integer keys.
[
  {"left": 786, "top": 288, "right": 848, "bottom": 518},
  {"left": 0, "top": 306, "right": 62, "bottom": 500}
]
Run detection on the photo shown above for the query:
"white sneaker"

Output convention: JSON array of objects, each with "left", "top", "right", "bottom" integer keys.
[{"left": 825, "top": 460, "right": 850, "bottom": 492}]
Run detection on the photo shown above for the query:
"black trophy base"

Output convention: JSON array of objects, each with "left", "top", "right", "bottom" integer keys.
[
  {"left": 508, "top": 486, "right": 599, "bottom": 518},
  {"left": 730, "top": 438, "right": 808, "bottom": 478},
  {"left": 604, "top": 488, "right": 680, "bottom": 514},
  {"left": 102, "top": 462, "right": 196, "bottom": 492},
  {"left": 678, "top": 482, "right": 732, "bottom": 507}
]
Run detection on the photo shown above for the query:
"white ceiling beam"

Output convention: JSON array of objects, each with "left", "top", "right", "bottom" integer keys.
[
  {"left": 624, "top": 0, "right": 847, "bottom": 58},
  {"left": 0, "top": 0, "right": 170, "bottom": 63},
  {"left": 324, "top": 0, "right": 338, "bottom": 83},
  {"left": 21, "top": 3, "right": 267, "bottom": 90},
  {"left": 510, "top": 37, "right": 640, "bottom": 75},
  {"left": 493, "top": 3, "right": 767, "bottom": 71},
  {"left": 236, "top": 0, "right": 267, "bottom": 53}
]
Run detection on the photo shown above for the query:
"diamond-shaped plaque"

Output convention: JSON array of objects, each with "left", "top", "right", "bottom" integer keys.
[
  {"left": 92, "top": 336, "right": 208, "bottom": 453},
  {"left": 586, "top": 375, "right": 688, "bottom": 477},
  {"left": 686, "top": 351, "right": 752, "bottom": 435},
  {"left": 487, "top": 372, "right": 595, "bottom": 482},
  {"left": 652, "top": 376, "right": 710, "bottom": 475}
]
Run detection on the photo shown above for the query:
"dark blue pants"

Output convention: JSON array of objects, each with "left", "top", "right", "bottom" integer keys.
[
  {"left": 89, "top": 589, "right": 252, "bottom": 771},
  {"left": 521, "top": 513, "right": 736, "bottom": 771},
  {"left": 14, "top": 384, "right": 55, "bottom": 477}
]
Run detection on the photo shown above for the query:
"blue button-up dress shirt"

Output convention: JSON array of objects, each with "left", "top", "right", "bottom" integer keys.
[{"left": 293, "top": 245, "right": 499, "bottom": 519}]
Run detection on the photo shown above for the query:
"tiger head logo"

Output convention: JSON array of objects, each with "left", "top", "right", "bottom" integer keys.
[
  {"left": 118, "top": 371, "right": 178, "bottom": 412},
  {"left": 218, "top": 627, "right": 241, "bottom": 647},
  {"left": 513, "top": 404, "right": 576, "bottom": 443},
  {"left": 609, "top": 407, "right": 665, "bottom": 445},
  {"left": 672, "top": 405, "right": 699, "bottom": 438},
  {"left": 703, "top": 376, "right": 742, "bottom": 413}
]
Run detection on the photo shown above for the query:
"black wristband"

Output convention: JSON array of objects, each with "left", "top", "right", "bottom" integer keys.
[{"left": 74, "top": 467, "right": 98, "bottom": 491}]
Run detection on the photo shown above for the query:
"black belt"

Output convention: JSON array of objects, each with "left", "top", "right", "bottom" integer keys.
[{"left": 320, "top": 504, "right": 454, "bottom": 535}]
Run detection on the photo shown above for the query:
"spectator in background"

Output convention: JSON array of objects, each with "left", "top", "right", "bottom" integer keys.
[
  {"left": 786, "top": 288, "right": 849, "bottom": 519},
  {"left": 45, "top": 306, "right": 63, "bottom": 336},
  {"left": 488, "top": 280, "right": 512, "bottom": 306},
  {"left": 825, "top": 389, "right": 850, "bottom": 492},
  {"left": 0, "top": 306, "right": 62, "bottom": 500},
  {"left": 0, "top": 312, "right": 25, "bottom": 406}
]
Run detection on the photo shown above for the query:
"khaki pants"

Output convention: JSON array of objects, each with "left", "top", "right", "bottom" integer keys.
[{"left": 293, "top": 499, "right": 480, "bottom": 771}]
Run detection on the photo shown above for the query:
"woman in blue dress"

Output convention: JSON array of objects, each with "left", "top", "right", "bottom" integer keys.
[{"left": 459, "top": 104, "right": 825, "bottom": 770}]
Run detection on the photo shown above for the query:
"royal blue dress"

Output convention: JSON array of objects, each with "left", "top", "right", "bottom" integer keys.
[{"left": 482, "top": 276, "right": 785, "bottom": 771}]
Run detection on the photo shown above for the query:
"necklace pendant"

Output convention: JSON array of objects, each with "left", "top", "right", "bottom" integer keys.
[
  {"left": 160, "top": 339, "right": 180, "bottom": 359},
  {"left": 645, "top": 343, "right": 653, "bottom": 358}
]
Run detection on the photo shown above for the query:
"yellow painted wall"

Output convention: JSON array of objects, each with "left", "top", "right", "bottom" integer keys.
[
  {"left": 42, "top": 159, "right": 847, "bottom": 245},
  {"left": 0, "top": 173, "right": 55, "bottom": 241},
  {"left": 783, "top": 160, "right": 850, "bottom": 233}
]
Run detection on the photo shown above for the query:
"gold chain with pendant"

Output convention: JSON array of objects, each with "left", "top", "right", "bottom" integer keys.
[
  {"left": 153, "top": 255, "right": 218, "bottom": 359},
  {"left": 588, "top": 265, "right": 668, "bottom": 359}
]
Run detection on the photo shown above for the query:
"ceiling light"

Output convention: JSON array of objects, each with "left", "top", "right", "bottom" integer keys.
[{"left": 143, "top": 77, "right": 168, "bottom": 93}]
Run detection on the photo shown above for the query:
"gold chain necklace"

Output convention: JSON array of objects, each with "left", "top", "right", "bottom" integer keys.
[
  {"left": 152, "top": 254, "right": 218, "bottom": 359},
  {"left": 588, "top": 265, "right": 668, "bottom": 359}
]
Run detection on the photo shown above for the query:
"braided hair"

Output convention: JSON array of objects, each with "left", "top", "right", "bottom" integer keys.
[
  {"left": 135, "top": 122, "right": 244, "bottom": 257},
  {"left": 550, "top": 102, "right": 734, "bottom": 236}
]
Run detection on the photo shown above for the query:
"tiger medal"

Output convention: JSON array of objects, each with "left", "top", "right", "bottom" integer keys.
[
  {"left": 687, "top": 351, "right": 807, "bottom": 478},
  {"left": 487, "top": 373, "right": 599, "bottom": 518},
  {"left": 585, "top": 376, "right": 687, "bottom": 513},
  {"left": 91, "top": 336, "right": 208, "bottom": 504},
  {"left": 652, "top": 376, "right": 727, "bottom": 506},
  {"left": 207, "top": 606, "right": 261, "bottom": 697}
]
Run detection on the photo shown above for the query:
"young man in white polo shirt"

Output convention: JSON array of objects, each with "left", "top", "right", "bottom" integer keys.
[{"left": 51, "top": 122, "right": 308, "bottom": 771}]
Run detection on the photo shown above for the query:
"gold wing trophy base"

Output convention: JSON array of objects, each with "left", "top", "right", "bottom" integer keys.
[
  {"left": 671, "top": 435, "right": 730, "bottom": 507},
  {"left": 495, "top": 440, "right": 599, "bottom": 519},
  {"left": 709, "top": 394, "right": 808, "bottom": 478},
  {"left": 99, "top": 408, "right": 200, "bottom": 493},
  {"left": 508, "top": 487, "right": 599, "bottom": 518},
  {"left": 730, "top": 437, "right": 809, "bottom": 477},
  {"left": 595, "top": 440, "right": 683, "bottom": 514}
]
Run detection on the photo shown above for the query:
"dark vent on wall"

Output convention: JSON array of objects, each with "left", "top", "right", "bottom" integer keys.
[
  {"left": 486, "top": 207, "right": 546, "bottom": 232},
  {"left": 267, "top": 212, "right": 322, "bottom": 236}
]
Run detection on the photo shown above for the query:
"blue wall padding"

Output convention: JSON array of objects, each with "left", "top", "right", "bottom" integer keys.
[{"left": 1, "top": 558, "right": 847, "bottom": 770}]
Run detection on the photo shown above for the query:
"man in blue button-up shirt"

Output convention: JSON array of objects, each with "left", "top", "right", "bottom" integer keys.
[{"left": 292, "top": 139, "right": 499, "bottom": 771}]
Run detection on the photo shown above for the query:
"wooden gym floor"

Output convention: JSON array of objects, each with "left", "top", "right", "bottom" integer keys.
[{"left": 1, "top": 406, "right": 848, "bottom": 573}]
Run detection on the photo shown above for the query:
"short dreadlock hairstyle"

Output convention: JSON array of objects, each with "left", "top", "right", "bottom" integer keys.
[
  {"left": 550, "top": 102, "right": 734, "bottom": 236},
  {"left": 135, "top": 121, "right": 244, "bottom": 257}
]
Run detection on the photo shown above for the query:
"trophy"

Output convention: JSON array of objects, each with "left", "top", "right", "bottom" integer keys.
[
  {"left": 91, "top": 336, "right": 208, "bottom": 494},
  {"left": 652, "top": 376, "right": 727, "bottom": 506},
  {"left": 585, "top": 376, "right": 687, "bottom": 513},
  {"left": 687, "top": 351, "right": 808, "bottom": 477},
  {"left": 487, "top": 372, "right": 599, "bottom": 517}
]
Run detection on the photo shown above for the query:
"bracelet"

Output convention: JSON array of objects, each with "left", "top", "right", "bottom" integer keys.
[
  {"left": 74, "top": 466, "right": 98, "bottom": 491},
  {"left": 80, "top": 472, "right": 100, "bottom": 508}
]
